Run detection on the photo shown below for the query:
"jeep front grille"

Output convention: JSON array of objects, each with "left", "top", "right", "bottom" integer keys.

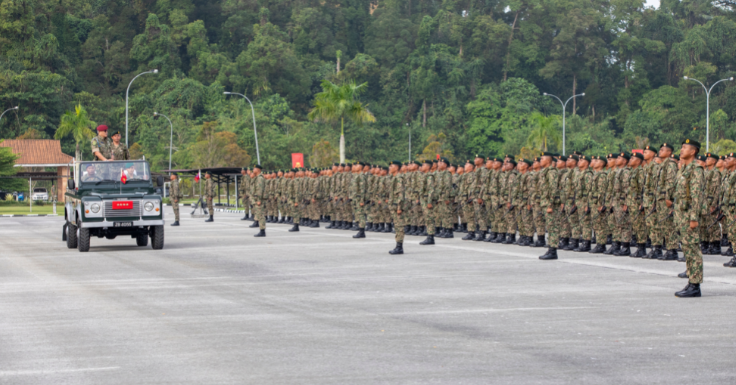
[{"left": 104, "top": 200, "right": 141, "bottom": 218}]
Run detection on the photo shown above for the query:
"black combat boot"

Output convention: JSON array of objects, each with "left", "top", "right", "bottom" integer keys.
[
  {"left": 647, "top": 245, "right": 663, "bottom": 259},
  {"left": 580, "top": 240, "right": 592, "bottom": 252},
  {"left": 289, "top": 223, "right": 299, "bottom": 232},
  {"left": 493, "top": 232, "right": 506, "bottom": 243},
  {"left": 516, "top": 236, "right": 528, "bottom": 246},
  {"left": 723, "top": 257, "right": 736, "bottom": 267},
  {"left": 385, "top": 223, "right": 393, "bottom": 233},
  {"left": 408, "top": 225, "right": 417, "bottom": 235},
  {"left": 375, "top": 223, "right": 384, "bottom": 232},
  {"left": 366, "top": 222, "right": 374, "bottom": 232},
  {"left": 254, "top": 229, "right": 266, "bottom": 237},
  {"left": 709, "top": 241, "right": 721, "bottom": 255},
  {"left": 353, "top": 228, "right": 366, "bottom": 238},
  {"left": 615, "top": 242, "right": 631, "bottom": 256},
  {"left": 419, "top": 226, "right": 428, "bottom": 236},
  {"left": 604, "top": 241, "right": 620, "bottom": 255},
  {"left": 678, "top": 271, "right": 688, "bottom": 279},
  {"left": 675, "top": 283, "right": 701, "bottom": 298},
  {"left": 326, "top": 221, "right": 335, "bottom": 229},
  {"left": 205, "top": 215, "right": 214, "bottom": 222},
  {"left": 474, "top": 231, "right": 486, "bottom": 241},
  {"left": 591, "top": 234, "right": 597, "bottom": 245},
  {"left": 565, "top": 238, "right": 579, "bottom": 251},
  {"left": 700, "top": 241, "right": 708, "bottom": 254},
  {"left": 503, "top": 233, "right": 516, "bottom": 244},
  {"left": 723, "top": 246, "right": 735, "bottom": 257},
  {"left": 310, "top": 220, "right": 319, "bottom": 228},
  {"left": 241, "top": 214, "right": 248, "bottom": 221},
  {"left": 462, "top": 231, "right": 475, "bottom": 241},
  {"left": 631, "top": 243, "right": 646, "bottom": 258},
  {"left": 722, "top": 235, "right": 729, "bottom": 247},
  {"left": 249, "top": 220, "right": 259, "bottom": 228},
  {"left": 351, "top": 222, "right": 360, "bottom": 231},
  {"left": 590, "top": 242, "right": 606, "bottom": 254},
  {"left": 558, "top": 237, "right": 569, "bottom": 249},
  {"left": 533, "top": 236, "right": 547, "bottom": 248},
  {"left": 171, "top": 221, "right": 180, "bottom": 226},
  {"left": 484, "top": 232, "right": 496, "bottom": 242},
  {"left": 420, "top": 234, "right": 435, "bottom": 245},
  {"left": 437, "top": 228, "right": 446, "bottom": 238},
  {"left": 606, "top": 234, "right": 612, "bottom": 245},
  {"left": 460, "top": 224, "right": 468, "bottom": 233},
  {"left": 646, "top": 237, "right": 652, "bottom": 249},
  {"left": 539, "top": 247, "right": 558, "bottom": 260},
  {"left": 389, "top": 242, "right": 404, "bottom": 255},
  {"left": 659, "top": 249, "right": 678, "bottom": 261},
  {"left": 444, "top": 228, "right": 454, "bottom": 238},
  {"left": 287, "top": 217, "right": 294, "bottom": 224},
  {"left": 278, "top": 216, "right": 285, "bottom": 224}
]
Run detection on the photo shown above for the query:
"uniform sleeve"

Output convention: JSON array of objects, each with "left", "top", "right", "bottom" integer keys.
[{"left": 690, "top": 166, "right": 705, "bottom": 222}]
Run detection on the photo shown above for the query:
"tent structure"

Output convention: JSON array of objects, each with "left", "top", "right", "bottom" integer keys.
[{"left": 163, "top": 167, "right": 243, "bottom": 206}]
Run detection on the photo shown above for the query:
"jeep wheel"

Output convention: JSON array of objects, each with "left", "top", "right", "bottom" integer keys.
[
  {"left": 136, "top": 233, "right": 149, "bottom": 247},
  {"left": 62, "top": 222, "right": 67, "bottom": 241},
  {"left": 78, "top": 227, "right": 90, "bottom": 252},
  {"left": 151, "top": 225, "right": 164, "bottom": 250},
  {"left": 66, "top": 222, "right": 78, "bottom": 249}
]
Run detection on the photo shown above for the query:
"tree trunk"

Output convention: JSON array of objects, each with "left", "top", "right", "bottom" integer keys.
[
  {"left": 572, "top": 74, "right": 577, "bottom": 116},
  {"left": 336, "top": 57, "right": 340, "bottom": 74},
  {"left": 75, "top": 142, "right": 81, "bottom": 162},
  {"left": 339, "top": 118, "right": 345, "bottom": 162},
  {"left": 422, "top": 99, "right": 427, "bottom": 128},
  {"left": 503, "top": 10, "right": 520, "bottom": 82}
]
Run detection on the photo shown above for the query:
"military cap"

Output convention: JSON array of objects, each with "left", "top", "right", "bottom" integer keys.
[
  {"left": 643, "top": 144, "right": 656, "bottom": 153},
  {"left": 96, "top": 125, "right": 108, "bottom": 131},
  {"left": 579, "top": 155, "right": 591, "bottom": 162},
  {"left": 171, "top": 172, "right": 178, "bottom": 176},
  {"left": 340, "top": 163, "right": 346, "bottom": 167},
  {"left": 125, "top": 162, "right": 134, "bottom": 168},
  {"left": 391, "top": 160, "right": 402, "bottom": 166},
  {"left": 422, "top": 159, "right": 431, "bottom": 165},
  {"left": 607, "top": 153, "right": 619, "bottom": 159},
  {"left": 507, "top": 159, "right": 517, "bottom": 166},
  {"left": 110, "top": 130, "right": 121, "bottom": 136},
  {"left": 572, "top": 150, "right": 583, "bottom": 156},
  {"left": 696, "top": 155, "right": 706, "bottom": 162},
  {"left": 439, "top": 157, "right": 450, "bottom": 164},
  {"left": 619, "top": 152, "right": 630, "bottom": 160},
  {"left": 381, "top": 166, "right": 388, "bottom": 171},
  {"left": 521, "top": 159, "right": 532, "bottom": 166},
  {"left": 431, "top": 159, "right": 437, "bottom": 163},
  {"left": 556, "top": 155, "right": 567, "bottom": 161},
  {"left": 465, "top": 159, "right": 473, "bottom": 164},
  {"left": 542, "top": 151, "right": 557, "bottom": 157},
  {"left": 504, "top": 154, "right": 515, "bottom": 160},
  {"left": 474, "top": 154, "right": 484, "bottom": 159},
  {"left": 660, "top": 142, "right": 674, "bottom": 151},
  {"left": 706, "top": 152, "right": 718, "bottom": 160},
  {"left": 254, "top": 164, "right": 263, "bottom": 170},
  {"left": 345, "top": 162, "right": 352, "bottom": 167},
  {"left": 682, "top": 138, "right": 701, "bottom": 149},
  {"left": 671, "top": 154, "right": 680, "bottom": 161},
  {"left": 568, "top": 154, "right": 579, "bottom": 161},
  {"left": 333, "top": 162, "right": 340, "bottom": 166},
  {"left": 728, "top": 153, "right": 736, "bottom": 159},
  {"left": 533, "top": 157, "right": 540, "bottom": 162},
  {"left": 631, "top": 152, "right": 644, "bottom": 160}
]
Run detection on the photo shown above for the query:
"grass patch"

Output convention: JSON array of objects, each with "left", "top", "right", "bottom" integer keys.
[{"left": 0, "top": 205, "right": 57, "bottom": 215}]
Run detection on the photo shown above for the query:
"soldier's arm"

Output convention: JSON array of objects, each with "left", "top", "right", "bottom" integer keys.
[{"left": 690, "top": 167, "right": 705, "bottom": 222}]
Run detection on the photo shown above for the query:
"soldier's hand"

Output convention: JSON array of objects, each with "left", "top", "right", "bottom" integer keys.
[
  {"left": 527, "top": 205, "right": 532, "bottom": 210},
  {"left": 665, "top": 199, "right": 673, "bottom": 207},
  {"left": 397, "top": 209, "right": 402, "bottom": 215},
  {"left": 623, "top": 205, "right": 628, "bottom": 212},
  {"left": 294, "top": 203, "right": 298, "bottom": 207},
  {"left": 360, "top": 202, "right": 364, "bottom": 206},
  {"left": 689, "top": 220, "right": 698, "bottom": 229},
  {"left": 560, "top": 204, "right": 565, "bottom": 210},
  {"left": 598, "top": 206, "right": 604, "bottom": 213},
  {"left": 427, "top": 203, "right": 433, "bottom": 209},
  {"left": 445, "top": 200, "right": 450, "bottom": 205},
  {"left": 477, "top": 198, "right": 483, "bottom": 204},
  {"left": 311, "top": 199, "right": 316, "bottom": 203},
  {"left": 256, "top": 201, "right": 261, "bottom": 206},
  {"left": 546, "top": 208, "right": 553, "bottom": 214}
]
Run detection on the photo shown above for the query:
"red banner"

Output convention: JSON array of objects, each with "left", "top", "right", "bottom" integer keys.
[{"left": 292, "top": 153, "right": 304, "bottom": 168}]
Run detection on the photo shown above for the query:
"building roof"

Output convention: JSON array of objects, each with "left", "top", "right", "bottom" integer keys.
[{"left": 0, "top": 139, "right": 74, "bottom": 166}]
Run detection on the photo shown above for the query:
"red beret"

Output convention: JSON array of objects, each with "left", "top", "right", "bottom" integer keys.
[{"left": 96, "top": 125, "right": 108, "bottom": 131}]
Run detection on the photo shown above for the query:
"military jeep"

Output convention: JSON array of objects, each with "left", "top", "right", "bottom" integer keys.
[{"left": 63, "top": 160, "right": 165, "bottom": 252}]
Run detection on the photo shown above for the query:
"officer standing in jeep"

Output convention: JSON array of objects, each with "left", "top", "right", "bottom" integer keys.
[{"left": 91, "top": 125, "right": 112, "bottom": 161}]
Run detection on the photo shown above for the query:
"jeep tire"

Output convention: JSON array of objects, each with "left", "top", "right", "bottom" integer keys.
[
  {"left": 66, "top": 222, "right": 78, "bottom": 249},
  {"left": 136, "top": 232, "right": 149, "bottom": 247},
  {"left": 151, "top": 225, "right": 164, "bottom": 250},
  {"left": 78, "top": 227, "right": 90, "bottom": 252}
]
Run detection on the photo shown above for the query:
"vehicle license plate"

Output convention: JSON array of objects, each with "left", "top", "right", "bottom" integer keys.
[
  {"left": 113, "top": 222, "right": 133, "bottom": 227},
  {"left": 112, "top": 201, "right": 133, "bottom": 210}
]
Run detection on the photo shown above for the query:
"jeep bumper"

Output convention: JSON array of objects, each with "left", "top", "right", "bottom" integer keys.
[{"left": 80, "top": 220, "right": 165, "bottom": 228}]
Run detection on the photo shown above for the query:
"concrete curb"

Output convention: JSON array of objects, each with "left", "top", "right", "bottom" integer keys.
[{"left": 0, "top": 214, "right": 59, "bottom": 217}]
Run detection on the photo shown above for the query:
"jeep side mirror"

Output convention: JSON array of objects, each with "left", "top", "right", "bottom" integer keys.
[
  {"left": 157, "top": 176, "right": 164, "bottom": 187},
  {"left": 67, "top": 179, "right": 75, "bottom": 190}
]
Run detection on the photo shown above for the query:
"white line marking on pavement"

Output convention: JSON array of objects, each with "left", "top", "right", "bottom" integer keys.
[{"left": 0, "top": 367, "right": 120, "bottom": 376}]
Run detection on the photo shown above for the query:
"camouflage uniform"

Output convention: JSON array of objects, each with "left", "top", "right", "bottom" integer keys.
[
  {"left": 654, "top": 157, "right": 679, "bottom": 249},
  {"left": 502, "top": 168, "right": 519, "bottom": 234},
  {"left": 559, "top": 168, "right": 573, "bottom": 239},
  {"left": 90, "top": 135, "right": 112, "bottom": 160},
  {"left": 540, "top": 164, "right": 561, "bottom": 246},
  {"left": 110, "top": 142, "right": 129, "bottom": 160},
  {"left": 532, "top": 169, "right": 546, "bottom": 240},
  {"left": 171, "top": 177, "right": 182, "bottom": 222},
  {"left": 628, "top": 164, "right": 647, "bottom": 243},
  {"left": 643, "top": 160, "right": 660, "bottom": 245},
  {"left": 253, "top": 174, "right": 266, "bottom": 230},
  {"left": 575, "top": 167, "right": 594, "bottom": 242},
  {"left": 515, "top": 169, "right": 533, "bottom": 239},
  {"left": 700, "top": 166, "right": 722, "bottom": 244},
  {"left": 389, "top": 173, "right": 407, "bottom": 242},
  {"left": 674, "top": 161, "right": 705, "bottom": 284},
  {"left": 458, "top": 171, "right": 476, "bottom": 232},
  {"left": 590, "top": 168, "right": 609, "bottom": 243},
  {"left": 471, "top": 167, "right": 488, "bottom": 232},
  {"left": 612, "top": 165, "right": 631, "bottom": 243},
  {"left": 205, "top": 177, "right": 215, "bottom": 214},
  {"left": 350, "top": 171, "right": 368, "bottom": 228}
]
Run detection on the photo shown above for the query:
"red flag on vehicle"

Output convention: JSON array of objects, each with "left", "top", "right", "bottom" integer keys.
[
  {"left": 194, "top": 170, "right": 201, "bottom": 182},
  {"left": 120, "top": 169, "right": 127, "bottom": 184}
]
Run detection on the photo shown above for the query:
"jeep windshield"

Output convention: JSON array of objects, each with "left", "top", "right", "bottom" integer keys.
[{"left": 79, "top": 161, "right": 152, "bottom": 185}]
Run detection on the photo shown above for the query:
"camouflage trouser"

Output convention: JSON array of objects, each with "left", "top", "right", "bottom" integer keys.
[
  {"left": 612, "top": 206, "right": 631, "bottom": 243},
  {"left": 462, "top": 204, "right": 475, "bottom": 231},
  {"left": 577, "top": 208, "right": 592, "bottom": 241},
  {"left": 592, "top": 209, "right": 607, "bottom": 243},
  {"left": 533, "top": 204, "right": 546, "bottom": 238},
  {"left": 172, "top": 201, "right": 180, "bottom": 222},
  {"left": 412, "top": 201, "right": 423, "bottom": 227},
  {"left": 560, "top": 205, "right": 572, "bottom": 238},
  {"left": 607, "top": 206, "right": 616, "bottom": 237},
  {"left": 545, "top": 205, "right": 561, "bottom": 247},
  {"left": 486, "top": 202, "right": 496, "bottom": 232},
  {"left": 422, "top": 202, "right": 438, "bottom": 235},
  {"left": 242, "top": 197, "right": 249, "bottom": 215},
  {"left": 438, "top": 201, "right": 453, "bottom": 228},
  {"left": 353, "top": 202, "right": 367, "bottom": 228},
  {"left": 699, "top": 212, "right": 720, "bottom": 242},
  {"left": 495, "top": 204, "right": 506, "bottom": 234},
  {"left": 505, "top": 206, "right": 517, "bottom": 234},
  {"left": 727, "top": 209, "right": 736, "bottom": 250},
  {"left": 657, "top": 201, "right": 678, "bottom": 249},
  {"left": 254, "top": 203, "right": 266, "bottom": 230},
  {"left": 645, "top": 205, "right": 656, "bottom": 244},
  {"left": 311, "top": 201, "right": 322, "bottom": 220},
  {"left": 675, "top": 209, "right": 702, "bottom": 284},
  {"left": 391, "top": 205, "right": 406, "bottom": 243},
  {"left": 519, "top": 206, "right": 533, "bottom": 236},
  {"left": 630, "top": 209, "right": 647, "bottom": 244},
  {"left": 207, "top": 197, "right": 214, "bottom": 214},
  {"left": 473, "top": 201, "right": 487, "bottom": 231}
]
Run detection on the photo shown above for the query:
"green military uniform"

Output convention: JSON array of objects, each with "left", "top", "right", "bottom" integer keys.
[
  {"left": 388, "top": 163, "right": 408, "bottom": 254},
  {"left": 575, "top": 160, "right": 594, "bottom": 250},
  {"left": 253, "top": 172, "right": 266, "bottom": 231},
  {"left": 673, "top": 140, "right": 705, "bottom": 296},
  {"left": 91, "top": 135, "right": 112, "bottom": 161},
  {"left": 539, "top": 155, "right": 561, "bottom": 259},
  {"left": 589, "top": 160, "right": 610, "bottom": 253},
  {"left": 420, "top": 166, "right": 437, "bottom": 239},
  {"left": 205, "top": 174, "right": 215, "bottom": 220},
  {"left": 110, "top": 142, "right": 129, "bottom": 160},
  {"left": 170, "top": 177, "right": 182, "bottom": 223}
]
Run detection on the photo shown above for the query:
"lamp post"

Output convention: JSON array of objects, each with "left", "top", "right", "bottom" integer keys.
[
  {"left": 683, "top": 76, "right": 734, "bottom": 152},
  {"left": 125, "top": 69, "right": 158, "bottom": 147},
  {"left": 542, "top": 92, "right": 585, "bottom": 155},
  {"left": 223, "top": 92, "right": 260, "bottom": 165},
  {"left": 153, "top": 112, "right": 174, "bottom": 173},
  {"left": 407, "top": 122, "right": 411, "bottom": 162},
  {"left": 0, "top": 106, "right": 18, "bottom": 123}
]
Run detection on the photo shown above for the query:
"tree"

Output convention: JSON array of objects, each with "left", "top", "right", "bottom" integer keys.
[
  {"left": 55, "top": 105, "right": 96, "bottom": 161},
  {"left": 308, "top": 80, "right": 376, "bottom": 162},
  {"left": 418, "top": 132, "right": 453, "bottom": 162},
  {"left": 309, "top": 140, "right": 339, "bottom": 168},
  {"left": 527, "top": 112, "right": 561, "bottom": 151},
  {"left": 189, "top": 121, "right": 251, "bottom": 168}
]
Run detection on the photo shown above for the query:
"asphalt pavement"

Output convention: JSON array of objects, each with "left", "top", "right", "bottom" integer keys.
[{"left": 1, "top": 209, "right": 735, "bottom": 384}]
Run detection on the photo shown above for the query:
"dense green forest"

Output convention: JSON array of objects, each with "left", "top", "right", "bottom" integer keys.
[{"left": 2, "top": 0, "right": 736, "bottom": 172}]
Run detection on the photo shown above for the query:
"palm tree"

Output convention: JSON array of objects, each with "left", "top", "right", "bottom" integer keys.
[
  {"left": 527, "top": 112, "right": 561, "bottom": 152},
  {"left": 308, "top": 80, "right": 376, "bottom": 162},
  {"left": 55, "top": 104, "right": 96, "bottom": 161}
]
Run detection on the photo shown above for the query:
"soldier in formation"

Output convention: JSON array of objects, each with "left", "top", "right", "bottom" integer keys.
[{"left": 170, "top": 173, "right": 182, "bottom": 226}]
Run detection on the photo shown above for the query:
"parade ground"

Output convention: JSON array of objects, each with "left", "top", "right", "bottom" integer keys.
[{"left": 1, "top": 209, "right": 735, "bottom": 385}]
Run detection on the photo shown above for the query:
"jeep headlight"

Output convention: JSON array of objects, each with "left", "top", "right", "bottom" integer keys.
[
  {"left": 91, "top": 203, "right": 101, "bottom": 213},
  {"left": 144, "top": 202, "right": 154, "bottom": 212}
]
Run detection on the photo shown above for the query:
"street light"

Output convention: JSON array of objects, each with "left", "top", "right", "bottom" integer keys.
[
  {"left": 0, "top": 106, "right": 19, "bottom": 123},
  {"left": 543, "top": 92, "right": 585, "bottom": 155},
  {"left": 406, "top": 122, "right": 411, "bottom": 162},
  {"left": 223, "top": 92, "right": 260, "bottom": 165},
  {"left": 125, "top": 69, "right": 158, "bottom": 147},
  {"left": 153, "top": 112, "right": 174, "bottom": 173},
  {"left": 683, "top": 75, "right": 734, "bottom": 152}
]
